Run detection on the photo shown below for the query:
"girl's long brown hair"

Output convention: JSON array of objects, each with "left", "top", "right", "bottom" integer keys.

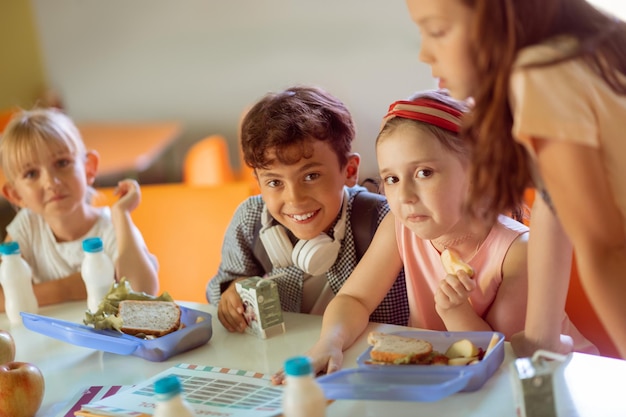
[{"left": 461, "top": 0, "right": 626, "bottom": 222}]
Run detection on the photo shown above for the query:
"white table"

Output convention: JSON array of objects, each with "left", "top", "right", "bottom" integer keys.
[{"left": 2, "top": 301, "right": 625, "bottom": 417}]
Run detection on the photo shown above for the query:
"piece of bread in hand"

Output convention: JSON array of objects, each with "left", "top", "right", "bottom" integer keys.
[
  {"left": 441, "top": 248, "right": 474, "bottom": 277},
  {"left": 367, "top": 332, "right": 433, "bottom": 364},
  {"left": 118, "top": 300, "right": 181, "bottom": 337}
]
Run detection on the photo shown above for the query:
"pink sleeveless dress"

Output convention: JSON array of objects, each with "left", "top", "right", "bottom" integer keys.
[{"left": 396, "top": 215, "right": 597, "bottom": 354}]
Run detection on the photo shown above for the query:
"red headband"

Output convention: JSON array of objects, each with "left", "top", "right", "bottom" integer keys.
[{"left": 381, "top": 98, "right": 463, "bottom": 133}]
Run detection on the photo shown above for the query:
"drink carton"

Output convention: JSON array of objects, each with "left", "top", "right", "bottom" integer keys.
[
  {"left": 235, "top": 277, "right": 285, "bottom": 339},
  {"left": 510, "top": 350, "right": 572, "bottom": 417}
]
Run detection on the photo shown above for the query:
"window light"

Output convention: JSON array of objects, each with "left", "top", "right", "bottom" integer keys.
[{"left": 587, "top": 0, "right": 626, "bottom": 20}]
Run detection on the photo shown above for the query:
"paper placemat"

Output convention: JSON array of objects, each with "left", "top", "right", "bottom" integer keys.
[{"left": 77, "top": 363, "right": 283, "bottom": 417}]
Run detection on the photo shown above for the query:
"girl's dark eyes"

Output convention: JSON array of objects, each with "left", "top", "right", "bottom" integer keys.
[
  {"left": 417, "top": 169, "right": 433, "bottom": 179},
  {"left": 304, "top": 173, "right": 320, "bottom": 181},
  {"left": 266, "top": 180, "right": 281, "bottom": 188},
  {"left": 382, "top": 169, "right": 433, "bottom": 184}
]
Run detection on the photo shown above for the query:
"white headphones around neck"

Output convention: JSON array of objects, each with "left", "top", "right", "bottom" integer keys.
[{"left": 259, "top": 190, "right": 348, "bottom": 276}]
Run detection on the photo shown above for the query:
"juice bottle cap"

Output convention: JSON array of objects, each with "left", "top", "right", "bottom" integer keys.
[
  {"left": 284, "top": 356, "right": 313, "bottom": 377},
  {"left": 0, "top": 241, "right": 20, "bottom": 255},
  {"left": 154, "top": 375, "right": 182, "bottom": 395},
  {"left": 82, "top": 237, "right": 104, "bottom": 253}
]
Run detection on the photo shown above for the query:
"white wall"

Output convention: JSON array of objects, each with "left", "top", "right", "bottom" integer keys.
[{"left": 30, "top": 0, "right": 434, "bottom": 181}]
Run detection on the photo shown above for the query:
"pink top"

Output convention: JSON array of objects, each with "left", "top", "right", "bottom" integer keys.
[{"left": 396, "top": 215, "right": 597, "bottom": 353}]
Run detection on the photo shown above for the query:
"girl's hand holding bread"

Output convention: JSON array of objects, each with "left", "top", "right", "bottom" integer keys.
[
  {"left": 435, "top": 272, "right": 476, "bottom": 312},
  {"left": 436, "top": 248, "right": 476, "bottom": 312}
]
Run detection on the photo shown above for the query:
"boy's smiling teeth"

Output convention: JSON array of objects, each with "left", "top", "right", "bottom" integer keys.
[{"left": 290, "top": 211, "right": 316, "bottom": 222}]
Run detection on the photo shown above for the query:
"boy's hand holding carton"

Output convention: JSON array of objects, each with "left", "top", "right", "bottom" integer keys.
[{"left": 235, "top": 277, "right": 285, "bottom": 339}]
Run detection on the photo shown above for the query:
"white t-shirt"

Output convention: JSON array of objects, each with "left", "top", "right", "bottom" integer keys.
[{"left": 6, "top": 207, "right": 118, "bottom": 284}]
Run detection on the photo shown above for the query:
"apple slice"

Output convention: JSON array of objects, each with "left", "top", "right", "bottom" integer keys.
[
  {"left": 448, "top": 356, "right": 479, "bottom": 366},
  {"left": 445, "top": 338, "right": 479, "bottom": 359}
]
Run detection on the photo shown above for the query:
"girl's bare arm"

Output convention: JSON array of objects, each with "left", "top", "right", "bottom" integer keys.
[
  {"left": 111, "top": 180, "right": 159, "bottom": 295},
  {"left": 534, "top": 137, "right": 626, "bottom": 357}
]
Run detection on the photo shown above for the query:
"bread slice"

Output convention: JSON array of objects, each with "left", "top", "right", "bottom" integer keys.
[
  {"left": 367, "top": 332, "right": 433, "bottom": 364},
  {"left": 441, "top": 248, "right": 474, "bottom": 277},
  {"left": 118, "top": 300, "right": 181, "bottom": 337}
]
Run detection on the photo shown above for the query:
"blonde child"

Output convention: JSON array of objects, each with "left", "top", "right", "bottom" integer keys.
[
  {"left": 272, "top": 90, "right": 595, "bottom": 383},
  {"left": 0, "top": 108, "right": 158, "bottom": 310},
  {"left": 405, "top": 0, "right": 626, "bottom": 358}
]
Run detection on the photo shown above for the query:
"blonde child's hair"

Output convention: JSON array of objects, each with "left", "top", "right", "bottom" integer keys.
[
  {"left": 0, "top": 108, "right": 98, "bottom": 205},
  {"left": 0, "top": 108, "right": 87, "bottom": 183}
]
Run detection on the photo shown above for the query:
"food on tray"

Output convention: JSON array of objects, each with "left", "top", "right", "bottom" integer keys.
[
  {"left": 366, "top": 332, "right": 487, "bottom": 366},
  {"left": 445, "top": 338, "right": 479, "bottom": 358},
  {"left": 440, "top": 248, "right": 474, "bottom": 277},
  {"left": 118, "top": 300, "right": 182, "bottom": 337},
  {"left": 447, "top": 356, "right": 480, "bottom": 366},
  {"left": 83, "top": 278, "right": 177, "bottom": 338},
  {"left": 367, "top": 332, "right": 434, "bottom": 364}
]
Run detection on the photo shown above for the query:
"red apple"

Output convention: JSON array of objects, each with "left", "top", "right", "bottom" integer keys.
[
  {"left": 0, "top": 330, "right": 15, "bottom": 365},
  {"left": 0, "top": 362, "right": 45, "bottom": 417}
]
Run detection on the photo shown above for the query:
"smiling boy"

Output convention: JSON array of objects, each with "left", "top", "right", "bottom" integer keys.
[{"left": 207, "top": 86, "right": 409, "bottom": 332}]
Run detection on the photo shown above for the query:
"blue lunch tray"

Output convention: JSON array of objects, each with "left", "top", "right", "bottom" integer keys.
[
  {"left": 20, "top": 305, "right": 212, "bottom": 362},
  {"left": 317, "top": 330, "right": 505, "bottom": 402}
]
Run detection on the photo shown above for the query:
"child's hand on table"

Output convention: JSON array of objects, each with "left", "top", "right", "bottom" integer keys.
[{"left": 271, "top": 337, "right": 344, "bottom": 385}]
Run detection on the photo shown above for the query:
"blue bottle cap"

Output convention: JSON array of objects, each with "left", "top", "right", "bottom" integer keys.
[
  {"left": 82, "top": 237, "right": 104, "bottom": 253},
  {"left": 284, "top": 356, "right": 313, "bottom": 377},
  {"left": 154, "top": 375, "right": 182, "bottom": 395},
  {"left": 0, "top": 241, "right": 20, "bottom": 255}
]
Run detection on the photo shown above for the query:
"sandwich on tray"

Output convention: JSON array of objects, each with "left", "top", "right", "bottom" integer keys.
[
  {"left": 367, "top": 332, "right": 439, "bottom": 364},
  {"left": 118, "top": 300, "right": 182, "bottom": 338},
  {"left": 84, "top": 278, "right": 182, "bottom": 339},
  {"left": 367, "top": 332, "right": 493, "bottom": 366}
]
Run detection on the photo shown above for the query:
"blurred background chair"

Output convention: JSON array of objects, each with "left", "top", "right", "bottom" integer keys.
[
  {"left": 235, "top": 105, "right": 260, "bottom": 194},
  {"left": 566, "top": 256, "right": 619, "bottom": 357},
  {"left": 0, "top": 108, "right": 17, "bottom": 133},
  {"left": 183, "top": 135, "right": 235, "bottom": 186},
  {"left": 236, "top": 141, "right": 259, "bottom": 195},
  {"left": 93, "top": 182, "right": 251, "bottom": 303}
]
